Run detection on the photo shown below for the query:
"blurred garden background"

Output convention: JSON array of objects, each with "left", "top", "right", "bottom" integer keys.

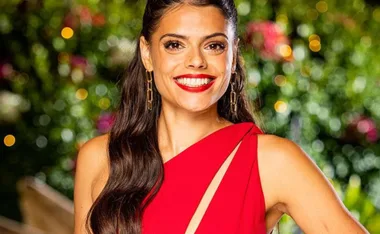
[{"left": 1, "top": 0, "right": 380, "bottom": 233}]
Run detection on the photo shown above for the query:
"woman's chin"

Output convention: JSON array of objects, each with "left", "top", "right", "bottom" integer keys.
[
  {"left": 162, "top": 97, "right": 218, "bottom": 113},
  {"left": 178, "top": 102, "right": 215, "bottom": 113}
]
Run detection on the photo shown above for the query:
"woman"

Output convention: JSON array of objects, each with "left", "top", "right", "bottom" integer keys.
[{"left": 74, "top": 0, "right": 370, "bottom": 233}]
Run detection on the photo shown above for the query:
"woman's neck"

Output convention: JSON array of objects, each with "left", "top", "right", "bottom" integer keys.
[{"left": 157, "top": 105, "right": 232, "bottom": 163}]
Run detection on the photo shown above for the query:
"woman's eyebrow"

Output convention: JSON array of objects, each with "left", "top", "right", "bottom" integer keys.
[{"left": 159, "top": 32, "right": 228, "bottom": 41}]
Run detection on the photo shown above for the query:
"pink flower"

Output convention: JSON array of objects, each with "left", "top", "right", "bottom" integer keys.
[
  {"left": 344, "top": 115, "right": 378, "bottom": 143},
  {"left": 70, "top": 55, "right": 88, "bottom": 71},
  {"left": 0, "top": 63, "right": 13, "bottom": 79},
  {"left": 353, "top": 116, "right": 378, "bottom": 143},
  {"left": 97, "top": 112, "right": 115, "bottom": 134},
  {"left": 245, "top": 21, "right": 290, "bottom": 61}
]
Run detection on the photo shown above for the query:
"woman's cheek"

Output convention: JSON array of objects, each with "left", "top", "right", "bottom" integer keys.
[
  {"left": 207, "top": 55, "right": 228, "bottom": 70},
  {"left": 156, "top": 53, "right": 183, "bottom": 73},
  {"left": 165, "top": 57, "right": 182, "bottom": 71}
]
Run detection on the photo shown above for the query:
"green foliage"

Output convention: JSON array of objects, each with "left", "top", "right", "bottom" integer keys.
[{"left": 1, "top": 0, "right": 379, "bottom": 232}]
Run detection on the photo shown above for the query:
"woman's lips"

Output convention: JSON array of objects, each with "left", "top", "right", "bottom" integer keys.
[{"left": 173, "top": 74, "right": 216, "bottom": 93}]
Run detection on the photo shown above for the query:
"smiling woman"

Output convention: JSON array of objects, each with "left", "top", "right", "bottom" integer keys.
[
  {"left": 139, "top": 4, "right": 238, "bottom": 113},
  {"left": 73, "top": 0, "right": 370, "bottom": 234}
]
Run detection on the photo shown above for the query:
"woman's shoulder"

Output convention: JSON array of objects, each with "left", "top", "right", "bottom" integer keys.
[
  {"left": 257, "top": 133, "right": 299, "bottom": 156},
  {"left": 74, "top": 134, "right": 110, "bottom": 232},
  {"left": 77, "top": 133, "right": 110, "bottom": 170},
  {"left": 256, "top": 134, "right": 368, "bottom": 233},
  {"left": 256, "top": 134, "right": 329, "bottom": 212},
  {"left": 255, "top": 134, "right": 294, "bottom": 211},
  {"left": 75, "top": 133, "right": 110, "bottom": 201},
  {"left": 256, "top": 133, "right": 310, "bottom": 182},
  {"left": 256, "top": 134, "right": 317, "bottom": 177},
  {"left": 79, "top": 133, "right": 109, "bottom": 156}
]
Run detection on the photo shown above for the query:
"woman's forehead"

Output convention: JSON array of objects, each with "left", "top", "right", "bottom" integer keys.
[{"left": 152, "top": 4, "right": 234, "bottom": 40}]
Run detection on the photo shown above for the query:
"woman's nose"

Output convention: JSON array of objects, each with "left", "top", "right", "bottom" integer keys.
[{"left": 185, "top": 48, "right": 207, "bottom": 69}]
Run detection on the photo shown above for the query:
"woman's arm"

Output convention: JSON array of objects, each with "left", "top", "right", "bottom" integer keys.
[
  {"left": 74, "top": 135, "right": 109, "bottom": 234},
  {"left": 259, "top": 135, "right": 369, "bottom": 234}
]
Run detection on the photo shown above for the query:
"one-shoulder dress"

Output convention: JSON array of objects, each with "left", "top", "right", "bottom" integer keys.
[{"left": 142, "top": 122, "right": 266, "bottom": 233}]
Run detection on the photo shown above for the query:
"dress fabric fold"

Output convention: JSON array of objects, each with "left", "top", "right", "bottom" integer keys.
[{"left": 142, "top": 122, "right": 266, "bottom": 234}]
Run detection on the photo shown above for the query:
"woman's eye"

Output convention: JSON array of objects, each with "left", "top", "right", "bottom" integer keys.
[
  {"left": 206, "top": 43, "right": 226, "bottom": 52},
  {"left": 164, "top": 41, "right": 184, "bottom": 50}
]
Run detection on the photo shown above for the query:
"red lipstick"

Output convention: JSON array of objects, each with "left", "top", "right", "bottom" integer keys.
[{"left": 173, "top": 74, "right": 216, "bottom": 93}]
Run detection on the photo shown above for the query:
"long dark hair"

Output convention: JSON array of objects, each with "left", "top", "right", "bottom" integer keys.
[{"left": 86, "top": 0, "right": 263, "bottom": 233}]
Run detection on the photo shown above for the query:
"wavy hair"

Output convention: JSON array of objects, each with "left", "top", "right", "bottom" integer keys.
[{"left": 86, "top": 0, "right": 264, "bottom": 233}]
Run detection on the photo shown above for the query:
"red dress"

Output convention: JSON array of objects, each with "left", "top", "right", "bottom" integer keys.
[{"left": 142, "top": 122, "right": 266, "bottom": 233}]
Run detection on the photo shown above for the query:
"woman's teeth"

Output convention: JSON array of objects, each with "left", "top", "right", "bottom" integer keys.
[{"left": 175, "top": 78, "right": 212, "bottom": 87}]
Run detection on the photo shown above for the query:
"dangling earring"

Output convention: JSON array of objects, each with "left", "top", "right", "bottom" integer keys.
[
  {"left": 230, "top": 72, "right": 237, "bottom": 115},
  {"left": 146, "top": 70, "right": 153, "bottom": 110}
]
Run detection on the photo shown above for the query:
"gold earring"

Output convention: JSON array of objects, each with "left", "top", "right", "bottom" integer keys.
[
  {"left": 230, "top": 73, "right": 237, "bottom": 115},
  {"left": 146, "top": 70, "right": 153, "bottom": 110}
]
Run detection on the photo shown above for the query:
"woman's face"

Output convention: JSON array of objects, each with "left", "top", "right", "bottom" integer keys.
[{"left": 140, "top": 4, "right": 238, "bottom": 113}]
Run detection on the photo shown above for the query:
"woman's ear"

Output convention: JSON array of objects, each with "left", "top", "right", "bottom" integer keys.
[
  {"left": 232, "top": 38, "right": 240, "bottom": 73},
  {"left": 140, "top": 36, "right": 153, "bottom": 71}
]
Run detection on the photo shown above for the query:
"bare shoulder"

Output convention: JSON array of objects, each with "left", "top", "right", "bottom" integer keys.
[
  {"left": 256, "top": 134, "right": 368, "bottom": 233},
  {"left": 256, "top": 133, "right": 317, "bottom": 210},
  {"left": 78, "top": 134, "right": 109, "bottom": 159},
  {"left": 77, "top": 133, "right": 110, "bottom": 168},
  {"left": 257, "top": 134, "right": 312, "bottom": 181},
  {"left": 256, "top": 133, "right": 323, "bottom": 193},
  {"left": 74, "top": 134, "right": 110, "bottom": 234},
  {"left": 257, "top": 133, "right": 301, "bottom": 158},
  {"left": 76, "top": 134, "right": 110, "bottom": 200},
  {"left": 256, "top": 135, "right": 296, "bottom": 216}
]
